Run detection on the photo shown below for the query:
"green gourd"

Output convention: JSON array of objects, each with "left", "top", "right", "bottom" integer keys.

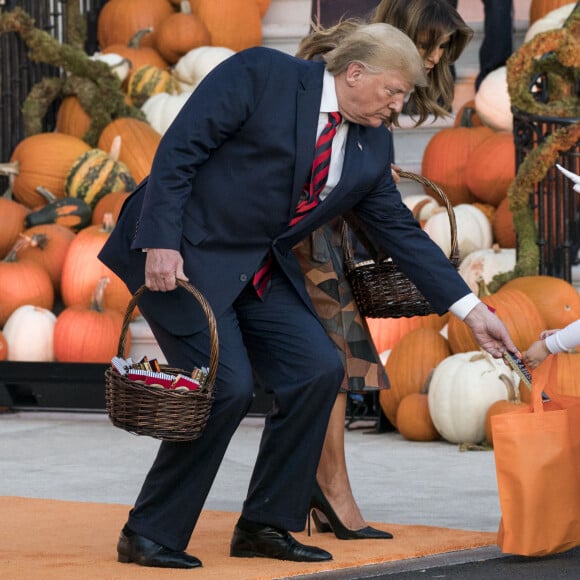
[{"left": 25, "top": 186, "right": 92, "bottom": 232}]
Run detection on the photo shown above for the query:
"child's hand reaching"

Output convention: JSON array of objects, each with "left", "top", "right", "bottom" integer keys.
[{"left": 523, "top": 337, "right": 552, "bottom": 369}]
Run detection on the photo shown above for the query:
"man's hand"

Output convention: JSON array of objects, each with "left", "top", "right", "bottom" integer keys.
[
  {"left": 144, "top": 248, "right": 188, "bottom": 291},
  {"left": 463, "top": 302, "right": 520, "bottom": 358}
]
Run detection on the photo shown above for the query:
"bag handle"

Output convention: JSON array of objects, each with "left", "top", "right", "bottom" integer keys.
[
  {"left": 342, "top": 170, "right": 460, "bottom": 266},
  {"left": 531, "top": 375, "right": 545, "bottom": 415}
]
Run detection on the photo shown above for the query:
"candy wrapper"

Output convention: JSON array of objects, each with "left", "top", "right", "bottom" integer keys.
[{"left": 112, "top": 356, "right": 207, "bottom": 391}]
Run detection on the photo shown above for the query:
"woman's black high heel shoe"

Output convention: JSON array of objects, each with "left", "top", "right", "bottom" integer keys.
[
  {"left": 310, "top": 509, "right": 332, "bottom": 533},
  {"left": 308, "top": 481, "right": 393, "bottom": 540}
]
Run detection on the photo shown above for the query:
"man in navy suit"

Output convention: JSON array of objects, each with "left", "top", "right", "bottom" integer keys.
[{"left": 99, "top": 22, "right": 517, "bottom": 569}]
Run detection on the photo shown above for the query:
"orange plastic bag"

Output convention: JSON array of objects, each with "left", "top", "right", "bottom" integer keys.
[{"left": 491, "top": 368, "right": 580, "bottom": 556}]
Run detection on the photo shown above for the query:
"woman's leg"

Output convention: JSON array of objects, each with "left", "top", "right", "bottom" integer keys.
[{"left": 315, "top": 392, "right": 367, "bottom": 530}]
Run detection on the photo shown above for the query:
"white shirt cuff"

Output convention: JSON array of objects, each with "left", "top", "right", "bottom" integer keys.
[{"left": 448, "top": 293, "right": 481, "bottom": 321}]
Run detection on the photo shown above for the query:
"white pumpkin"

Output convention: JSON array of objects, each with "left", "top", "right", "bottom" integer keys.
[
  {"left": 141, "top": 91, "right": 193, "bottom": 134},
  {"left": 90, "top": 52, "right": 131, "bottom": 82},
  {"left": 525, "top": 4, "right": 575, "bottom": 42},
  {"left": 458, "top": 244, "right": 517, "bottom": 294},
  {"left": 474, "top": 67, "right": 513, "bottom": 132},
  {"left": 3, "top": 305, "right": 57, "bottom": 362},
  {"left": 423, "top": 203, "right": 492, "bottom": 262},
  {"left": 403, "top": 193, "right": 441, "bottom": 221},
  {"left": 173, "top": 46, "right": 236, "bottom": 89},
  {"left": 427, "top": 351, "right": 519, "bottom": 444}
]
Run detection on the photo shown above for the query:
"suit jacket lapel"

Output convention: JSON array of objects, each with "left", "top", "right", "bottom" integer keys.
[
  {"left": 279, "top": 124, "right": 365, "bottom": 246},
  {"left": 289, "top": 67, "right": 325, "bottom": 222}
]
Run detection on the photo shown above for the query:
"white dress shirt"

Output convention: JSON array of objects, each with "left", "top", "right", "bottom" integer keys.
[
  {"left": 545, "top": 319, "right": 580, "bottom": 354},
  {"left": 318, "top": 69, "right": 480, "bottom": 321}
]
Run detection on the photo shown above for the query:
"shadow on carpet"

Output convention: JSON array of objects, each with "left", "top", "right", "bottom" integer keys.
[{"left": 0, "top": 496, "right": 496, "bottom": 579}]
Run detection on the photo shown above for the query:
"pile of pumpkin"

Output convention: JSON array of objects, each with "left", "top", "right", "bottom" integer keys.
[
  {"left": 367, "top": 0, "right": 580, "bottom": 448},
  {"left": 93, "top": 0, "right": 271, "bottom": 134},
  {"left": 367, "top": 274, "right": 580, "bottom": 448},
  {"left": 397, "top": 1, "right": 579, "bottom": 297},
  {"left": 0, "top": 105, "right": 172, "bottom": 367},
  {"left": 0, "top": 0, "right": 276, "bottom": 364}
]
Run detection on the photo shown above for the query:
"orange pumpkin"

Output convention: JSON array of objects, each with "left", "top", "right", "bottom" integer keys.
[
  {"left": 0, "top": 236, "right": 54, "bottom": 326},
  {"left": 189, "top": 0, "right": 263, "bottom": 52},
  {"left": 484, "top": 361, "right": 530, "bottom": 446},
  {"left": 8, "top": 133, "right": 91, "bottom": 207},
  {"left": 16, "top": 225, "right": 76, "bottom": 294},
  {"left": 499, "top": 275, "right": 580, "bottom": 330},
  {"left": 60, "top": 213, "right": 135, "bottom": 317},
  {"left": 380, "top": 327, "right": 451, "bottom": 427},
  {"left": 91, "top": 191, "right": 131, "bottom": 225},
  {"left": 421, "top": 126, "right": 494, "bottom": 206},
  {"left": 97, "top": 118, "right": 161, "bottom": 184},
  {"left": 154, "top": 10, "right": 210, "bottom": 64},
  {"left": 396, "top": 393, "right": 440, "bottom": 442},
  {"left": 102, "top": 29, "right": 170, "bottom": 82},
  {"left": 447, "top": 284, "right": 545, "bottom": 354},
  {"left": 518, "top": 380, "right": 533, "bottom": 404},
  {"left": 529, "top": 0, "right": 573, "bottom": 24},
  {"left": 54, "top": 277, "right": 130, "bottom": 363},
  {"left": 471, "top": 202, "right": 496, "bottom": 224},
  {"left": 492, "top": 196, "right": 516, "bottom": 248},
  {"left": 366, "top": 312, "right": 449, "bottom": 353},
  {"left": 0, "top": 330, "right": 7, "bottom": 361},
  {"left": 453, "top": 99, "right": 483, "bottom": 128},
  {"left": 55, "top": 96, "right": 91, "bottom": 140},
  {"left": 0, "top": 197, "right": 28, "bottom": 259},
  {"left": 465, "top": 132, "right": 515, "bottom": 207},
  {"left": 97, "top": 0, "right": 175, "bottom": 50},
  {"left": 531, "top": 351, "right": 580, "bottom": 397},
  {"left": 256, "top": 0, "right": 272, "bottom": 17}
]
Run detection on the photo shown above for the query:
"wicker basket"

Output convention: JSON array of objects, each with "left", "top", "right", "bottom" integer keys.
[
  {"left": 105, "top": 280, "right": 218, "bottom": 442},
  {"left": 342, "top": 171, "right": 459, "bottom": 319}
]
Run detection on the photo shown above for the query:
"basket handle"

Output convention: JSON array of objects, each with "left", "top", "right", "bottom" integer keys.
[
  {"left": 342, "top": 170, "right": 459, "bottom": 265},
  {"left": 117, "top": 279, "right": 219, "bottom": 389}
]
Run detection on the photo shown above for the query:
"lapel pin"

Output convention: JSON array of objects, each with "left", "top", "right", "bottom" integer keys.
[{"left": 357, "top": 142, "right": 363, "bottom": 151}]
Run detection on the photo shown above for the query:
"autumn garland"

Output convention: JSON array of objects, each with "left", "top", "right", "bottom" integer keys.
[
  {"left": 489, "top": 122, "right": 580, "bottom": 291},
  {"left": 489, "top": 9, "right": 580, "bottom": 289},
  {"left": 506, "top": 14, "right": 580, "bottom": 119},
  {"left": 0, "top": 6, "right": 145, "bottom": 146}
]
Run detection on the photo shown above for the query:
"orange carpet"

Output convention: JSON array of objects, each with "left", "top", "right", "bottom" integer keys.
[{"left": 0, "top": 496, "right": 496, "bottom": 579}]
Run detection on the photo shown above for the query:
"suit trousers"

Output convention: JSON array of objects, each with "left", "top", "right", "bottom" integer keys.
[{"left": 126, "top": 266, "right": 344, "bottom": 551}]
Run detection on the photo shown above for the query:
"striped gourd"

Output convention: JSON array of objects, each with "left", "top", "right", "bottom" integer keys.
[
  {"left": 65, "top": 149, "right": 136, "bottom": 209},
  {"left": 127, "top": 64, "right": 181, "bottom": 107}
]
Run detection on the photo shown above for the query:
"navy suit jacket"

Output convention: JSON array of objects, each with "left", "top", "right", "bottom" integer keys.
[{"left": 99, "top": 47, "right": 470, "bottom": 334}]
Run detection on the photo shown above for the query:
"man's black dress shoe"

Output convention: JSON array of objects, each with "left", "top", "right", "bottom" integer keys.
[
  {"left": 230, "top": 523, "right": 332, "bottom": 562},
  {"left": 117, "top": 530, "right": 202, "bottom": 569}
]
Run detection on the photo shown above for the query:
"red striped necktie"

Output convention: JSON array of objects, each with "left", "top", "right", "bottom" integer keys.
[{"left": 253, "top": 111, "right": 342, "bottom": 298}]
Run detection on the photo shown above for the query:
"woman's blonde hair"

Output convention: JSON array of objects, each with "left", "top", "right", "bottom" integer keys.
[
  {"left": 297, "top": 0, "right": 473, "bottom": 126},
  {"left": 323, "top": 22, "right": 427, "bottom": 90}
]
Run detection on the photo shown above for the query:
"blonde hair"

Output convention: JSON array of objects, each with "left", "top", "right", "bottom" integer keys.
[{"left": 323, "top": 23, "right": 427, "bottom": 89}]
